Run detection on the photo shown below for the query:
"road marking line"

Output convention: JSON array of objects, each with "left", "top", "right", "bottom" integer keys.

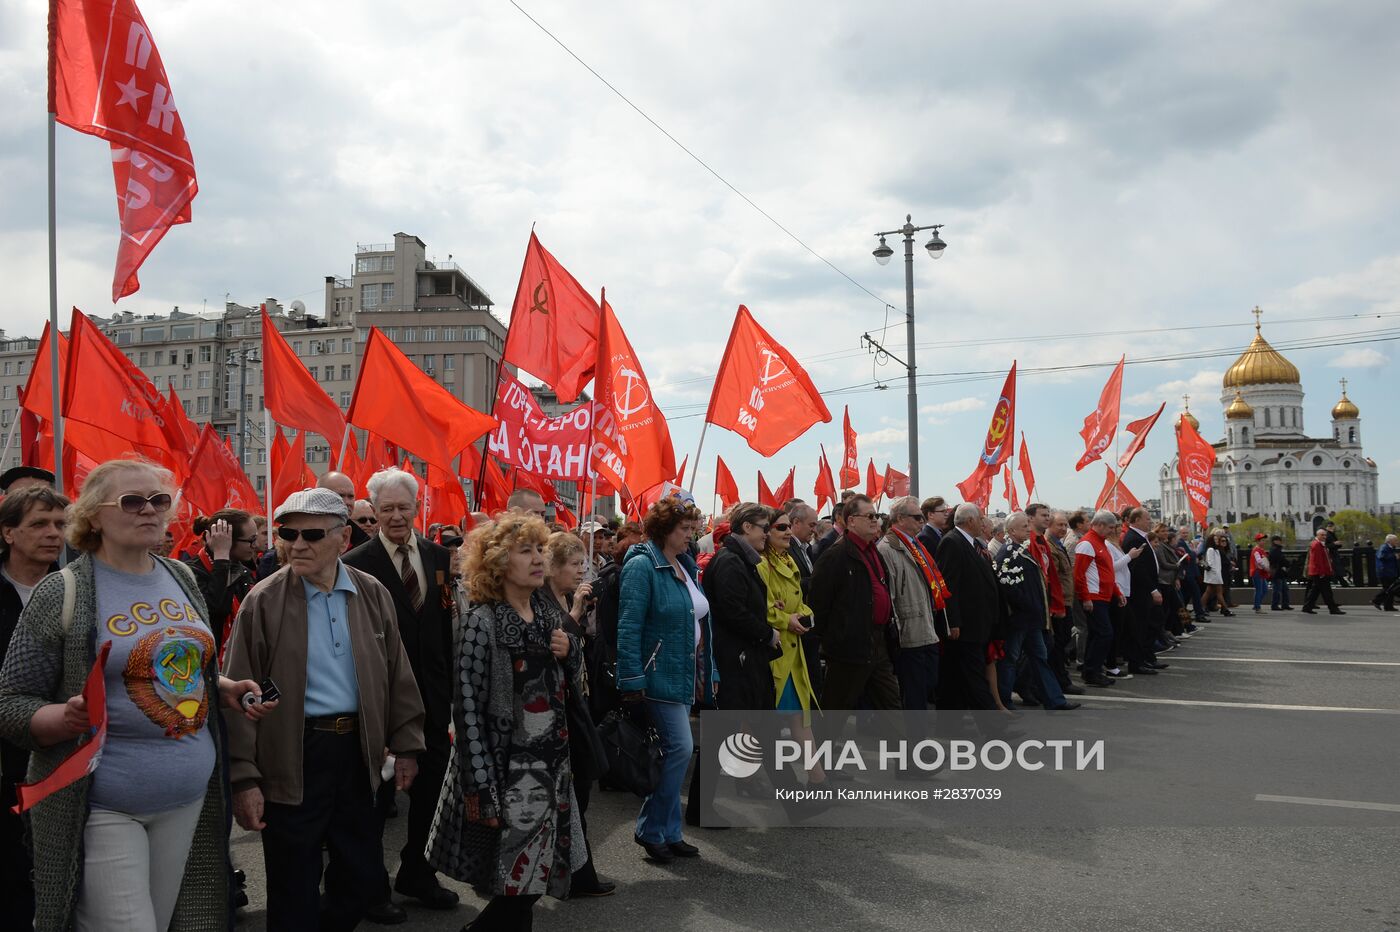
[
  {"left": 1255, "top": 794, "right": 1400, "bottom": 813},
  {"left": 1080, "top": 695, "right": 1400, "bottom": 713},
  {"left": 1167, "top": 656, "right": 1400, "bottom": 667}
]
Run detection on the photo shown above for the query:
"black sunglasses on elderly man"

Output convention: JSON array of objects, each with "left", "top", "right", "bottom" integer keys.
[
  {"left": 99, "top": 493, "right": 173, "bottom": 514},
  {"left": 276, "top": 524, "right": 345, "bottom": 543}
]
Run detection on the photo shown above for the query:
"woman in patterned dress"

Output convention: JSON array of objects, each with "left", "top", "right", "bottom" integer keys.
[{"left": 425, "top": 512, "right": 587, "bottom": 931}]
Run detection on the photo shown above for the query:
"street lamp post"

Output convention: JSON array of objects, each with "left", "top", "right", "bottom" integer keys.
[
  {"left": 226, "top": 344, "right": 261, "bottom": 464},
  {"left": 871, "top": 214, "right": 945, "bottom": 498}
]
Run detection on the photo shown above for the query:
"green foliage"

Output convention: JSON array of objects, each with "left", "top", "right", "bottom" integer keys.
[
  {"left": 1329, "top": 510, "right": 1389, "bottom": 544},
  {"left": 1232, "top": 516, "right": 1295, "bottom": 544}
]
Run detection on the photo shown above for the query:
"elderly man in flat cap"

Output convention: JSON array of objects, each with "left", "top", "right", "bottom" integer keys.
[{"left": 223, "top": 488, "right": 426, "bottom": 932}]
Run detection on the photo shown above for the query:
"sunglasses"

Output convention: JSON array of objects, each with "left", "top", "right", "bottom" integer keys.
[
  {"left": 276, "top": 524, "right": 345, "bottom": 543},
  {"left": 354, "top": 516, "right": 377, "bottom": 525},
  {"left": 771, "top": 523, "right": 792, "bottom": 532},
  {"left": 233, "top": 536, "right": 259, "bottom": 545},
  {"left": 99, "top": 493, "right": 173, "bottom": 514},
  {"left": 441, "top": 537, "right": 463, "bottom": 548}
]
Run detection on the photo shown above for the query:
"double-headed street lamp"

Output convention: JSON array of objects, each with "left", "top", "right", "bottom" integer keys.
[{"left": 870, "top": 214, "right": 945, "bottom": 498}]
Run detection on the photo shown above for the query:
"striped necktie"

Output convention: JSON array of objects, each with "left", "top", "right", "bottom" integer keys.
[{"left": 398, "top": 543, "right": 424, "bottom": 612}]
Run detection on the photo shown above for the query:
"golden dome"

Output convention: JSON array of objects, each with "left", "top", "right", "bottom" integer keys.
[
  {"left": 1222, "top": 308, "right": 1300, "bottom": 388},
  {"left": 1225, "top": 391, "right": 1254, "bottom": 420},
  {"left": 1332, "top": 390, "right": 1359, "bottom": 420},
  {"left": 1181, "top": 408, "right": 1200, "bottom": 431}
]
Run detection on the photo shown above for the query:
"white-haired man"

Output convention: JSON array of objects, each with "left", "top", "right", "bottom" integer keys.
[
  {"left": 344, "top": 468, "right": 459, "bottom": 915},
  {"left": 934, "top": 504, "right": 1000, "bottom": 710},
  {"left": 1074, "top": 510, "right": 1125, "bottom": 687},
  {"left": 880, "top": 496, "right": 944, "bottom": 710}
]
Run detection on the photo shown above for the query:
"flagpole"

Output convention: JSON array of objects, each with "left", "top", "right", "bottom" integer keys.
[
  {"left": 583, "top": 286, "right": 603, "bottom": 577},
  {"left": 0, "top": 405, "right": 21, "bottom": 467},
  {"left": 686, "top": 420, "right": 709, "bottom": 495},
  {"left": 336, "top": 428, "right": 350, "bottom": 471},
  {"left": 263, "top": 409, "right": 274, "bottom": 547},
  {"left": 46, "top": 115, "right": 64, "bottom": 495}
]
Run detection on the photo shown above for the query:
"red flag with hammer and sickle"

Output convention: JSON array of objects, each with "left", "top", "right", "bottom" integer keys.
[
  {"left": 501, "top": 232, "right": 600, "bottom": 404},
  {"left": 1076, "top": 355, "right": 1125, "bottom": 471},
  {"left": 955, "top": 362, "right": 1017, "bottom": 504},
  {"left": 590, "top": 294, "right": 675, "bottom": 497},
  {"left": 51, "top": 0, "right": 198, "bottom": 300}
]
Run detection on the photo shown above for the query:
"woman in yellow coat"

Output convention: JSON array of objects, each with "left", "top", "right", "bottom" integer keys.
[{"left": 756, "top": 509, "right": 826, "bottom": 784}]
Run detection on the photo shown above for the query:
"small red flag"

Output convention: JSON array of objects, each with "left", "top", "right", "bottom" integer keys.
[
  {"left": 956, "top": 362, "right": 1017, "bottom": 503},
  {"left": 180, "top": 424, "right": 258, "bottom": 515},
  {"left": 270, "top": 428, "right": 315, "bottom": 516},
  {"left": 554, "top": 504, "right": 578, "bottom": 530},
  {"left": 12, "top": 642, "right": 111, "bottom": 813},
  {"left": 501, "top": 232, "right": 600, "bottom": 404},
  {"left": 1017, "top": 433, "right": 1036, "bottom": 501},
  {"left": 865, "top": 459, "right": 885, "bottom": 502},
  {"left": 674, "top": 455, "right": 689, "bottom": 489},
  {"left": 261, "top": 309, "right": 347, "bottom": 451},
  {"left": 1175, "top": 414, "right": 1216, "bottom": 525},
  {"left": 1003, "top": 462, "right": 1021, "bottom": 512},
  {"left": 51, "top": 0, "right": 197, "bottom": 300},
  {"left": 590, "top": 294, "right": 676, "bottom": 497},
  {"left": 1117, "top": 401, "right": 1166, "bottom": 472},
  {"left": 165, "top": 385, "right": 199, "bottom": 455},
  {"left": 883, "top": 465, "right": 910, "bottom": 499},
  {"left": 704, "top": 305, "right": 832, "bottom": 456},
  {"left": 757, "top": 470, "right": 778, "bottom": 508},
  {"left": 814, "top": 446, "right": 837, "bottom": 514},
  {"left": 715, "top": 455, "right": 740, "bottom": 511},
  {"left": 1076, "top": 356, "right": 1125, "bottom": 471},
  {"left": 1095, "top": 463, "right": 1141, "bottom": 513},
  {"left": 840, "top": 407, "right": 859, "bottom": 489},
  {"left": 348, "top": 329, "right": 496, "bottom": 472},
  {"left": 424, "top": 464, "right": 467, "bottom": 530},
  {"left": 773, "top": 467, "right": 796, "bottom": 505}
]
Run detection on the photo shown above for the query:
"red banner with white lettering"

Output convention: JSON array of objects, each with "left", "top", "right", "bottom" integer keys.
[
  {"left": 51, "top": 0, "right": 198, "bottom": 300},
  {"left": 487, "top": 372, "right": 593, "bottom": 479},
  {"left": 1175, "top": 413, "right": 1216, "bottom": 524},
  {"left": 1076, "top": 355, "right": 1124, "bottom": 471},
  {"left": 590, "top": 294, "right": 676, "bottom": 497},
  {"left": 840, "top": 407, "right": 859, "bottom": 489}
]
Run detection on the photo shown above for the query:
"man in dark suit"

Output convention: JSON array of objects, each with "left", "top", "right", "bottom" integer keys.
[
  {"left": 319, "top": 471, "right": 372, "bottom": 550},
  {"left": 934, "top": 504, "right": 1000, "bottom": 710},
  {"left": 1121, "top": 507, "right": 1166, "bottom": 675},
  {"left": 918, "top": 495, "right": 949, "bottom": 555},
  {"left": 343, "top": 467, "right": 458, "bottom": 916}
]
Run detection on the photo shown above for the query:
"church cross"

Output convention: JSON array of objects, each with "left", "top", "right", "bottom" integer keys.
[
  {"left": 1251, "top": 305, "right": 1263, "bottom": 332},
  {"left": 1339, "top": 377, "right": 1348, "bottom": 395}
]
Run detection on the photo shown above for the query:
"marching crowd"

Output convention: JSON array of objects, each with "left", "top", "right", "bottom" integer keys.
[{"left": 1, "top": 459, "right": 1396, "bottom": 931}]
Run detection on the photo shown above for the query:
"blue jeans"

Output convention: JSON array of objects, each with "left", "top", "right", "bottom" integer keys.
[
  {"left": 637, "top": 699, "right": 692, "bottom": 845},
  {"left": 1252, "top": 575, "right": 1269, "bottom": 609},
  {"left": 1271, "top": 577, "right": 1291, "bottom": 609},
  {"left": 999, "top": 618, "right": 1068, "bottom": 708},
  {"left": 1083, "top": 602, "right": 1114, "bottom": 677}
]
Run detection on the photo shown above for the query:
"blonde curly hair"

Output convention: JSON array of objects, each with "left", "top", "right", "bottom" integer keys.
[
  {"left": 67, "top": 458, "right": 175, "bottom": 553},
  {"left": 545, "top": 530, "right": 585, "bottom": 570},
  {"left": 464, "top": 512, "right": 550, "bottom": 603}
]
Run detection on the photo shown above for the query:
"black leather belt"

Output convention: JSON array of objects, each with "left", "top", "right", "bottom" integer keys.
[{"left": 305, "top": 714, "right": 358, "bottom": 735}]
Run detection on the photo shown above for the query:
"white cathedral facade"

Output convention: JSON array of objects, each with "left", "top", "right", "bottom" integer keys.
[{"left": 1159, "top": 309, "right": 1380, "bottom": 536}]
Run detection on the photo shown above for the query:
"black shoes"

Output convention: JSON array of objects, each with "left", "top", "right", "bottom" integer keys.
[
  {"left": 1329, "top": 609, "right": 1346, "bottom": 615},
  {"left": 1128, "top": 666, "right": 1158, "bottom": 675},
  {"left": 1048, "top": 702, "right": 1081, "bottom": 711},
  {"left": 1302, "top": 608, "right": 1317, "bottom": 614},
  {"left": 1062, "top": 683, "right": 1086, "bottom": 696},
  {"left": 365, "top": 900, "right": 408, "bottom": 925},
  {"left": 393, "top": 874, "right": 460, "bottom": 910},
  {"left": 568, "top": 880, "right": 618, "bottom": 898},
  {"left": 1083, "top": 674, "right": 1115, "bottom": 687},
  {"left": 668, "top": 840, "right": 701, "bottom": 858},
  {"left": 635, "top": 835, "right": 675, "bottom": 863}
]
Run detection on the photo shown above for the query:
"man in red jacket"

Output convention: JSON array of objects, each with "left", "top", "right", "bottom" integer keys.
[
  {"left": 1074, "top": 510, "right": 1124, "bottom": 687},
  {"left": 1302, "top": 527, "right": 1345, "bottom": 615}
]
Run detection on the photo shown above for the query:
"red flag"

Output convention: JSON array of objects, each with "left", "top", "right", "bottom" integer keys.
[
  {"left": 513, "top": 468, "right": 560, "bottom": 504},
  {"left": 703, "top": 305, "right": 831, "bottom": 456},
  {"left": 13, "top": 642, "right": 112, "bottom": 813},
  {"left": 165, "top": 385, "right": 198, "bottom": 454},
  {"left": 674, "top": 456, "right": 688, "bottom": 489},
  {"left": 270, "top": 429, "right": 314, "bottom": 515},
  {"left": 1018, "top": 433, "right": 1036, "bottom": 500},
  {"left": 955, "top": 362, "right": 1017, "bottom": 503},
  {"left": 883, "top": 465, "right": 910, "bottom": 499},
  {"left": 1175, "top": 413, "right": 1216, "bottom": 525},
  {"left": 590, "top": 295, "right": 676, "bottom": 497},
  {"left": 1117, "top": 401, "right": 1166, "bottom": 471},
  {"left": 338, "top": 433, "right": 364, "bottom": 495},
  {"left": 482, "top": 456, "right": 511, "bottom": 515},
  {"left": 18, "top": 392, "right": 42, "bottom": 468},
  {"left": 865, "top": 460, "right": 885, "bottom": 502},
  {"left": 61, "top": 309, "right": 186, "bottom": 479},
  {"left": 348, "top": 328, "right": 496, "bottom": 471},
  {"left": 1076, "top": 355, "right": 1125, "bottom": 471},
  {"left": 814, "top": 445, "right": 836, "bottom": 514},
  {"left": 218, "top": 438, "right": 261, "bottom": 513},
  {"left": 1003, "top": 462, "right": 1021, "bottom": 512},
  {"left": 424, "top": 464, "right": 467, "bottom": 530},
  {"left": 181, "top": 424, "right": 257, "bottom": 514},
  {"left": 501, "top": 232, "right": 600, "bottom": 403},
  {"left": 757, "top": 471, "right": 778, "bottom": 508},
  {"left": 715, "top": 455, "right": 740, "bottom": 511},
  {"left": 52, "top": 0, "right": 197, "bottom": 300},
  {"left": 554, "top": 504, "right": 578, "bottom": 530},
  {"left": 773, "top": 467, "right": 796, "bottom": 505},
  {"left": 840, "top": 407, "right": 859, "bottom": 489},
  {"left": 261, "top": 309, "right": 346, "bottom": 450},
  {"left": 1095, "top": 463, "right": 1141, "bottom": 513}
]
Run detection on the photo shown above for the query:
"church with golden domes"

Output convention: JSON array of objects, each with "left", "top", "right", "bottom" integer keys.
[{"left": 1159, "top": 308, "right": 1379, "bottom": 535}]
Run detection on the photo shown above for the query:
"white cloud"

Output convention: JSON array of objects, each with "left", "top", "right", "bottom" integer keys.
[
  {"left": 1125, "top": 370, "right": 1224, "bottom": 408},
  {"left": 920, "top": 396, "right": 987, "bottom": 417},
  {"left": 862, "top": 427, "right": 909, "bottom": 445},
  {"left": 1329, "top": 348, "right": 1389, "bottom": 369}
]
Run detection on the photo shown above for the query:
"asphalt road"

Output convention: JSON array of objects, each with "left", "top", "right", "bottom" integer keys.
[{"left": 233, "top": 604, "right": 1400, "bottom": 931}]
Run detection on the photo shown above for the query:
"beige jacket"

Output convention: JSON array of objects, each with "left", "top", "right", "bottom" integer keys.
[
  {"left": 222, "top": 563, "right": 426, "bottom": 804},
  {"left": 877, "top": 533, "right": 940, "bottom": 649}
]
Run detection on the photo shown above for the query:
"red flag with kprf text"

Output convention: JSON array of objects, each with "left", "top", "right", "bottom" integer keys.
[
  {"left": 590, "top": 294, "right": 676, "bottom": 497},
  {"left": 51, "top": 0, "right": 198, "bottom": 300},
  {"left": 1076, "top": 356, "right": 1125, "bottom": 471},
  {"left": 1175, "top": 414, "right": 1216, "bottom": 524},
  {"left": 840, "top": 407, "right": 859, "bottom": 489}
]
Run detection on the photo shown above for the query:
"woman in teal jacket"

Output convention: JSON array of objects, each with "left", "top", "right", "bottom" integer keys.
[{"left": 616, "top": 497, "right": 716, "bottom": 864}]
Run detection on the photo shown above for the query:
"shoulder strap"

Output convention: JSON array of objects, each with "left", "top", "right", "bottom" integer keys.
[{"left": 59, "top": 565, "right": 77, "bottom": 634}]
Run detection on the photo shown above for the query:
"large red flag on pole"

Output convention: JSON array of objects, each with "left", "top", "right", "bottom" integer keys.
[
  {"left": 261, "top": 309, "right": 347, "bottom": 452},
  {"left": 501, "top": 232, "right": 600, "bottom": 404},
  {"left": 1175, "top": 413, "right": 1216, "bottom": 525},
  {"left": 1076, "top": 355, "right": 1125, "bottom": 471},
  {"left": 955, "top": 362, "right": 1017, "bottom": 505},
  {"left": 348, "top": 329, "right": 496, "bottom": 472},
  {"left": 703, "top": 305, "right": 832, "bottom": 457},
  {"left": 714, "top": 455, "right": 740, "bottom": 512},
  {"left": 840, "top": 407, "right": 859, "bottom": 489},
  {"left": 814, "top": 445, "right": 837, "bottom": 514},
  {"left": 180, "top": 424, "right": 258, "bottom": 514},
  {"left": 1095, "top": 463, "right": 1141, "bottom": 513},
  {"left": 1117, "top": 401, "right": 1166, "bottom": 471},
  {"left": 51, "top": 0, "right": 198, "bottom": 300},
  {"left": 1017, "top": 433, "right": 1036, "bottom": 500},
  {"left": 590, "top": 294, "right": 676, "bottom": 497},
  {"left": 19, "top": 323, "right": 135, "bottom": 468}
]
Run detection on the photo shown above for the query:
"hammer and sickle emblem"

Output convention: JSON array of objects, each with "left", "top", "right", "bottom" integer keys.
[
  {"left": 758, "top": 347, "right": 789, "bottom": 386},
  {"left": 530, "top": 282, "right": 550, "bottom": 316},
  {"left": 614, "top": 366, "right": 649, "bottom": 421}
]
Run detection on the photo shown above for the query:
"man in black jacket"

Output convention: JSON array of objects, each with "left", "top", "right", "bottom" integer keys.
[
  {"left": 0, "top": 485, "right": 68, "bottom": 930},
  {"left": 918, "top": 495, "right": 949, "bottom": 555},
  {"left": 934, "top": 504, "right": 1000, "bottom": 710},
  {"left": 1268, "top": 535, "right": 1293, "bottom": 610},
  {"left": 1121, "top": 508, "right": 1166, "bottom": 675},
  {"left": 810, "top": 494, "right": 901, "bottom": 711},
  {"left": 343, "top": 467, "right": 457, "bottom": 917}
]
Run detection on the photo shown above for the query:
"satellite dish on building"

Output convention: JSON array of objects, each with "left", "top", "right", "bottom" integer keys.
[{"left": 291, "top": 300, "right": 307, "bottom": 316}]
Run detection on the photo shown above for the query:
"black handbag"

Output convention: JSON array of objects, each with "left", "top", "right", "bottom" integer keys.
[
  {"left": 597, "top": 707, "right": 665, "bottom": 797},
  {"left": 566, "top": 680, "right": 611, "bottom": 783}
]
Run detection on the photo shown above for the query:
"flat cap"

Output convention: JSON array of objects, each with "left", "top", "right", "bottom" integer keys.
[
  {"left": 0, "top": 465, "right": 56, "bottom": 492},
  {"left": 274, "top": 487, "right": 349, "bottom": 522}
]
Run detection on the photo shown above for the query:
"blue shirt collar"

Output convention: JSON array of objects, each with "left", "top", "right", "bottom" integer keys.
[{"left": 301, "top": 561, "right": 358, "bottom": 599}]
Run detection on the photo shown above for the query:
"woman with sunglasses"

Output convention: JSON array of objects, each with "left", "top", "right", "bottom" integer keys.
[
  {"left": 183, "top": 508, "right": 258, "bottom": 656},
  {"left": 0, "top": 458, "right": 276, "bottom": 932}
]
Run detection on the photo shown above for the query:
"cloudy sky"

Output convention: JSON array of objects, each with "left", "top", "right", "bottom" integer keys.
[{"left": 3, "top": 0, "right": 1398, "bottom": 509}]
